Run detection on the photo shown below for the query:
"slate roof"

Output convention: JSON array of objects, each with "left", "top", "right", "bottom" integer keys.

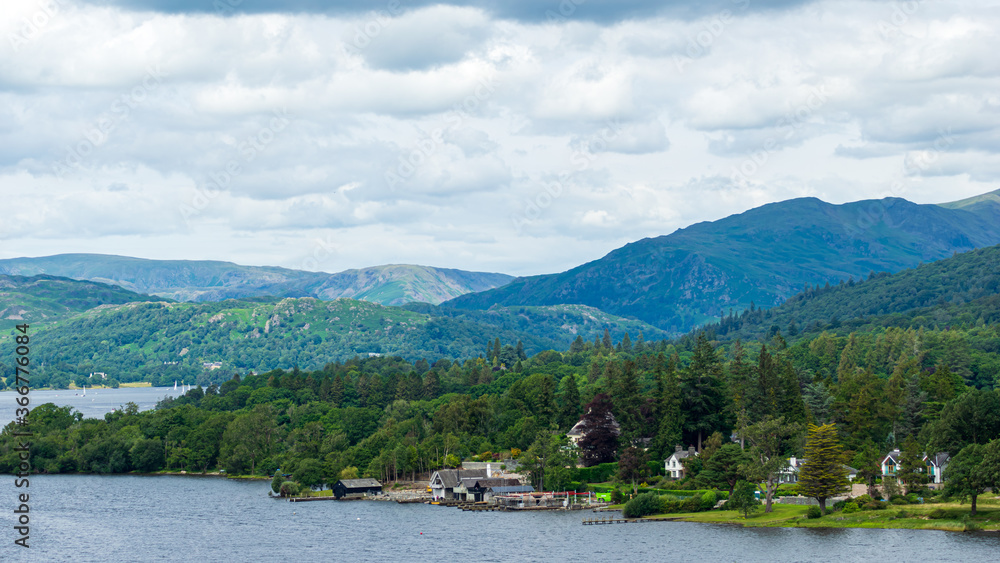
[
  {"left": 432, "top": 469, "right": 488, "bottom": 488},
  {"left": 490, "top": 485, "right": 535, "bottom": 494},
  {"left": 339, "top": 478, "right": 382, "bottom": 489},
  {"left": 461, "top": 478, "right": 521, "bottom": 489},
  {"left": 926, "top": 452, "right": 950, "bottom": 467}
]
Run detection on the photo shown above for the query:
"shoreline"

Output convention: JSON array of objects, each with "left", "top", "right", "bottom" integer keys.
[{"left": 637, "top": 503, "right": 1000, "bottom": 533}]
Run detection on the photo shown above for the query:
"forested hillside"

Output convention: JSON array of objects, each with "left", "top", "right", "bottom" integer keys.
[
  {"left": 0, "top": 296, "right": 666, "bottom": 390},
  {"left": 3, "top": 322, "right": 997, "bottom": 502},
  {"left": 703, "top": 244, "right": 1000, "bottom": 344},
  {"left": 447, "top": 196, "right": 1000, "bottom": 333}
]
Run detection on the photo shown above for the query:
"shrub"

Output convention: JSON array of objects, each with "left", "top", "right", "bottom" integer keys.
[
  {"left": 842, "top": 502, "right": 859, "bottom": 514},
  {"left": 864, "top": 501, "right": 885, "bottom": 511},
  {"left": 700, "top": 490, "right": 718, "bottom": 510},
  {"left": 927, "top": 508, "right": 950, "bottom": 519},
  {"left": 896, "top": 509, "right": 910, "bottom": 519},
  {"left": 905, "top": 492, "right": 919, "bottom": 504},
  {"left": 854, "top": 494, "right": 873, "bottom": 505},
  {"left": 622, "top": 492, "right": 663, "bottom": 518},
  {"left": 610, "top": 489, "right": 624, "bottom": 504},
  {"left": 832, "top": 500, "right": 846, "bottom": 512},
  {"left": 279, "top": 481, "right": 300, "bottom": 497},
  {"left": 682, "top": 496, "right": 702, "bottom": 512},
  {"left": 806, "top": 506, "right": 822, "bottom": 519},
  {"left": 891, "top": 497, "right": 908, "bottom": 505}
]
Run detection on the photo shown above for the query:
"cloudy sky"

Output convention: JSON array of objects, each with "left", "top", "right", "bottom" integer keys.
[{"left": 2, "top": 0, "right": 998, "bottom": 276}]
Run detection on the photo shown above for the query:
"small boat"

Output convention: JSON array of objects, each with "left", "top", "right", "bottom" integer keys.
[{"left": 174, "top": 381, "right": 178, "bottom": 391}]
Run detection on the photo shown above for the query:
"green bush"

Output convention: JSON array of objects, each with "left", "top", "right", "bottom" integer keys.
[
  {"left": 681, "top": 496, "right": 702, "bottom": 512},
  {"left": 806, "top": 506, "right": 822, "bottom": 519},
  {"left": 891, "top": 497, "right": 908, "bottom": 505},
  {"left": 895, "top": 509, "right": 910, "bottom": 519},
  {"left": 854, "top": 494, "right": 873, "bottom": 505},
  {"left": 279, "top": 481, "right": 300, "bottom": 497},
  {"left": 842, "top": 501, "right": 859, "bottom": 514},
  {"left": 700, "top": 490, "right": 718, "bottom": 510},
  {"left": 864, "top": 501, "right": 886, "bottom": 511},
  {"left": 927, "top": 508, "right": 950, "bottom": 519},
  {"left": 573, "top": 462, "right": 618, "bottom": 483},
  {"left": 905, "top": 492, "right": 919, "bottom": 504},
  {"left": 622, "top": 492, "right": 663, "bottom": 518},
  {"left": 832, "top": 500, "right": 846, "bottom": 511},
  {"left": 610, "top": 489, "right": 624, "bottom": 504}
]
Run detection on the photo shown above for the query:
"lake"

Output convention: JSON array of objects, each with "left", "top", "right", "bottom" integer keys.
[
  {"left": 1, "top": 475, "right": 998, "bottom": 562},
  {"left": 0, "top": 386, "right": 178, "bottom": 427}
]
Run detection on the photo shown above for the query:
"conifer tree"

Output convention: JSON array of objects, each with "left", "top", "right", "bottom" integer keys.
[
  {"left": 602, "top": 328, "right": 613, "bottom": 350},
  {"left": 558, "top": 375, "right": 582, "bottom": 430},
  {"left": 798, "top": 423, "right": 849, "bottom": 513}
]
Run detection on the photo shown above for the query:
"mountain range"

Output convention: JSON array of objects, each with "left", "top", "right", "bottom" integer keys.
[
  {"left": 0, "top": 255, "right": 512, "bottom": 306},
  {"left": 445, "top": 191, "right": 1000, "bottom": 334}
]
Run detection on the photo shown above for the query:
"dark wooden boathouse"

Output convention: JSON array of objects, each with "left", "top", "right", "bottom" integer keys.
[{"left": 333, "top": 478, "right": 383, "bottom": 499}]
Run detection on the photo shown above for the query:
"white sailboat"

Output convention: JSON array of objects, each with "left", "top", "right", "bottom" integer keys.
[
  {"left": 174, "top": 380, "right": 178, "bottom": 391},
  {"left": 82, "top": 385, "right": 86, "bottom": 397}
]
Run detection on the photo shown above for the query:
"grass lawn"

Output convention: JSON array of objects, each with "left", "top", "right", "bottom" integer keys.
[{"left": 646, "top": 498, "right": 1000, "bottom": 532}]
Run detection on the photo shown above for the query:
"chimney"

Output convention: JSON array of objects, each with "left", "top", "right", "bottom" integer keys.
[
  {"left": 675, "top": 445, "right": 682, "bottom": 453},
  {"left": 688, "top": 446, "right": 696, "bottom": 456},
  {"left": 487, "top": 463, "right": 492, "bottom": 478}
]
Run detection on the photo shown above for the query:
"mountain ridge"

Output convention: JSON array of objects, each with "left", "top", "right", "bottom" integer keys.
[
  {"left": 445, "top": 194, "right": 1000, "bottom": 333},
  {"left": 0, "top": 254, "right": 512, "bottom": 306}
]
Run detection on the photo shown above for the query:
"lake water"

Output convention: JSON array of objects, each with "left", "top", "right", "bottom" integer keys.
[
  {"left": 0, "top": 387, "right": 178, "bottom": 427},
  {"left": 1, "top": 475, "right": 998, "bottom": 562}
]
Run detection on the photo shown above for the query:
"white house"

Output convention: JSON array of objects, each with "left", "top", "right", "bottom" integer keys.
[
  {"left": 664, "top": 445, "right": 697, "bottom": 479},
  {"left": 881, "top": 449, "right": 950, "bottom": 485}
]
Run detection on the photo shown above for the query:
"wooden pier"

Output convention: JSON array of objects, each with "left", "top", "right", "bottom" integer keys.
[{"left": 582, "top": 516, "right": 675, "bottom": 525}]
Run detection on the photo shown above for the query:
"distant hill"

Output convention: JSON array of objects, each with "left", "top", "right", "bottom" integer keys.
[
  {"left": 698, "top": 244, "right": 1000, "bottom": 343},
  {"left": 0, "top": 254, "right": 512, "bottom": 306},
  {"left": 0, "top": 295, "right": 667, "bottom": 388},
  {"left": 0, "top": 274, "right": 162, "bottom": 330},
  {"left": 446, "top": 195, "right": 1000, "bottom": 334}
]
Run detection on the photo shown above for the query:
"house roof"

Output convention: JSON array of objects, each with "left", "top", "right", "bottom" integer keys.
[
  {"left": 432, "top": 469, "right": 488, "bottom": 488},
  {"left": 490, "top": 485, "right": 535, "bottom": 494},
  {"left": 462, "top": 478, "right": 521, "bottom": 489},
  {"left": 338, "top": 478, "right": 382, "bottom": 488},
  {"left": 881, "top": 449, "right": 901, "bottom": 465},
  {"left": 925, "top": 452, "right": 950, "bottom": 467},
  {"left": 567, "top": 420, "right": 587, "bottom": 437}
]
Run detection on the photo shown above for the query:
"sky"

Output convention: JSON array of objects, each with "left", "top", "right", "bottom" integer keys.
[{"left": 2, "top": 0, "right": 999, "bottom": 277}]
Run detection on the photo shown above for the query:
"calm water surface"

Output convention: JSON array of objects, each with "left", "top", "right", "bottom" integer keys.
[
  {"left": 0, "top": 475, "right": 998, "bottom": 562},
  {"left": 0, "top": 387, "right": 177, "bottom": 426}
]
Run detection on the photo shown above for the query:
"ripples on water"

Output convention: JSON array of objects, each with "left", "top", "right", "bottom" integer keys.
[{"left": 1, "top": 475, "right": 998, "bottom": 562}]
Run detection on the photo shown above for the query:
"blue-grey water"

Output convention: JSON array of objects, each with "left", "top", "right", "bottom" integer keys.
[
  {"left": 0, "top": 387, "right": 177, "bottom": 427},
  {"left": 0, "top": 475, "right": 998, "bottom": 562}
]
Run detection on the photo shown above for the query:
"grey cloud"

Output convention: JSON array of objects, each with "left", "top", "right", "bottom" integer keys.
[{"left": 82, "top": 0, "right": 817, "bottom": 23}]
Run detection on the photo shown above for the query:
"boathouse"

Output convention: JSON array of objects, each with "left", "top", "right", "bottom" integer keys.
[
  {"left": 428, "top": 468, "right": 488, "bottom": 500},
  {"left": 333, "top": 478, "right": 383, "bottom": 499}
]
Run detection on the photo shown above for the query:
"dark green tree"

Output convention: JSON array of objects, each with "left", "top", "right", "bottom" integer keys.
[
  {"left": 681, "top": 332, "right": 727, "bottom": 451},
  {"left": 727, "top": 480, "right": 761, "bottom": 519},
  {"left": 798, "top": 423, "right": 850, "bottom": 513},
  {"left": 943, "top": 443, "right": 991, "bottom": 516},
  {"left": 699, "top": 443, "right": 748, "bottom": 495}
]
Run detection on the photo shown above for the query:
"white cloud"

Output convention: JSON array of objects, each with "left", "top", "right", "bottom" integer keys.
[{"left": 1, "top": 0, "right": 998, "bottom": 277}]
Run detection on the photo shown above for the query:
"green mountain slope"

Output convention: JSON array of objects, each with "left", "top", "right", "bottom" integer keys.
[
  {"left": 699, "top": 244, "right": 1000, "bottom": 344},
  {"left": 0, "top": 254, "right": 512, "bottom": 306},
  {"left": 1, "top": 293, "right": 666, "bottom": 389},
  {"left": 0, "top": 274, "right": 163, "bottom": 330},
  {"left": 446, "top": 195, "right": 1000, "bottom": 334}
]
